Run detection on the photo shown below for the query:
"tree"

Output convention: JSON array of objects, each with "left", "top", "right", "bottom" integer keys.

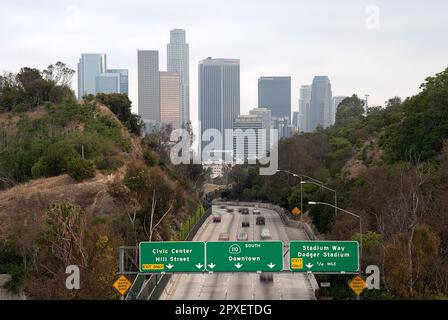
[
  {"left": 335, "top": 94, "right": 365, "bottom": 127},
  {"left": 382, "top": 67, "right": 448, "bottom": 162},
  {"left": 95, "top": 93, "right": 143, "bottom": 135}
]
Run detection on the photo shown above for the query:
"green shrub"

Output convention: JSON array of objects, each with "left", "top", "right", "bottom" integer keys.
[
  {"left": 67, "top": 157, "right": 95, "bottom": 181},
  {"left": 143, "top": 149, "right": 158, "bottom": 167}
]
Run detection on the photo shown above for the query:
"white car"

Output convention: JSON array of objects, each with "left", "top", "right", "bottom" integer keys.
[
  {"left": 260, "top": 228, "right": 271, "bottom": 240},
  {"left": 237, "top": 232, "right": 248, "bottom": 241}
]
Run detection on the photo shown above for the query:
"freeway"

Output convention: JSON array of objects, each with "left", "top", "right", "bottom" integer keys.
[{"left": 160, "top": 204, "right": 315, "bottom": 300}]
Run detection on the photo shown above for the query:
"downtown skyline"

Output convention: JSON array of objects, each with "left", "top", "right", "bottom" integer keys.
[{"left": 1, "top": 1, "right": 448, "bottom": 136}]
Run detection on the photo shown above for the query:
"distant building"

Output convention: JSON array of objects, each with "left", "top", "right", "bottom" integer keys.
[
  {"left": 77, "top": 53, "right": 106, "bottom": 98},
  {"left": 309, "top": 76, "right": 332, "bottom": 131},
  {"left": 77, "top": 54, "right": 128, "bottom": 99},
  {"left": 199, "top": 58, "right": 240, "bottom": 157},
  {"left": 272, "top": 117, "right": 295, "bottom": 139},
  {"left": 258, "top": 77, "right": 291, "bottom": 122},
  {"left": 299, "top": 85, "right": 312, "bottom": 132},
  {"left": 233, "top": 115, "right": 264, "bottom": 163},
  {"left": 160, "top": 71, "right": 181, "bottom": 129},
  {"left": 138, "top": 50, "right": 160, "bottom": 123},
  {"left": 249, "top": 107, "right": 272, "bottom": 150},
  {"left": 95, "top": 73, "right": 120, "bottom": 94},
  {"left": 292, "top": 111, "right": 300, "bottom": 131},
  {"left": 107, "top": 69, "right": 129, "bottom": 95},
  {"left": 332, "top": 96, "right": 347, "bottom": 125},
  {"left": 167, "top": 29, "right": 190, "bottom": 125},
  {"left": 202, "top": 160, "right": 225, "bottom": 179}
]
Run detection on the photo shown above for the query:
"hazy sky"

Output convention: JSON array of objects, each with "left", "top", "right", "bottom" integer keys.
[{"left": 1, "top": 0, "right": 448, "bottom": 133}]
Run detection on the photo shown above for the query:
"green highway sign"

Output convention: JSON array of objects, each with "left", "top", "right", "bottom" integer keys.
[
  {"left": 139, "top": 241, "right": 205, "bottom": 273},
  {"left": 206, "top": 241, "right": 283, "bottom": 272},
  {"left": 289, "top": 241, "right": 359, "bottom": 273}
]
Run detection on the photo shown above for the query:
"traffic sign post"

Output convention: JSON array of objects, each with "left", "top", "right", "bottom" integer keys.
[
  {"left": 349, "top": 275, "right": 368, "bottom": 297},
  {"left": 139, "top": 241, "right": 206, "bottom": 273},
  {"left": 112, "top": 275, "right": 132, "bottom": 297},
  {"left": 206, "top": 241, "right": 283, "bottom": 272},
  {"left": 289, "top": 241, "right": 359, "bottom": 273}
]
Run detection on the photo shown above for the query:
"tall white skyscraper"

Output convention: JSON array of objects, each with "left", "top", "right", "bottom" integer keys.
[
  {"left": 299, "top": 85, "right": 312, "bottom": 132},
  {"left": 233, "top": 115, "right": 264, "bottom": 163},
  {"left": 167, "top": 29, "right": 189, "bottom": 125},
  {"left": 77, "top": 53, "right": 106, "bottom": 98},
  {"left": 249, "top": 107, "right": 272, "bottom": 150},
  {"left": 199, "top": 58, "right": 240, "bottom": 156},
  {"left": 138, "top": 50, "right": 160, "bottom": 123}
]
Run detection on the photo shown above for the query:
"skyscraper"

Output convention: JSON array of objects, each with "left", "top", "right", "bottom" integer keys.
[
  {"left": 249, "top": 107, "right": 272, "bottom": 150},
  {"left": 138, "top": 50, "right": 160, "bottom": 122},
  {"left": 199, "top": 58, "right": 240, "bottom": 155},
  {"left": 233, "top": 115, "right": 264, "bottom": 163},
  {"left": 95, "top": 73, "right": 120, "bottom": 94},
  {"left": 160, "top": 71, "right": 181, "bottom": 129},
  {"left": 299, "top": 85, "right": 312, "bottom": 132},
  {"left": 332, "top": 96, "right": 347, "bottom": 125},
  {"left": 309, "top": 76, "right": 332, "bottom": 131},
  {"left": 167, "top": 29, "right": 189, "bottom": 125},
  {"left": 77, "top": 53, "right": 106, "bottom": 98},
  {"left": 107, "top": 69, "right": 129, "bottom": 95},
  {"left": 258, "top": 77, "right": 291, "bottom": 121}
]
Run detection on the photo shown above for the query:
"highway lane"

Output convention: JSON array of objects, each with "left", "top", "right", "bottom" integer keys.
[{"left": 160, "top": 204, "right": 315, "bottom": 300}]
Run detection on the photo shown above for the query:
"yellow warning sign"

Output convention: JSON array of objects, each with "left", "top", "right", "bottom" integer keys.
[
  {"left": 291, "top": 207, "right": 301, "bottom": 215},
  {"left": 291, "top": 258, "right": 303, "bottom": 269},
  {"left": 142, "top": 264, "right": 164, "bottom": 271},
  {"left": 112, "top": 275, "right": 132, "bottom": 296},
  {"left": 348, "top": 275, "right": 368, "bottom": 295}
]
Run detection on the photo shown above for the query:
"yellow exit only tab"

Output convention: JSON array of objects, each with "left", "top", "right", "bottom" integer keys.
[
  {"left": 291, "top": 258, "right": 303, "bottom": 269},
  {"left": 142, "top": 264, "right": 164, "bottom": 270}
]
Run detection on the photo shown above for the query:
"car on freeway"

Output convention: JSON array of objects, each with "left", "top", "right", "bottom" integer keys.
[
  {"left": 219, "top": 205, "right": 226, "bottom": 209},
  {"left": 212, "top": 215, "right": 221, "bottom": 223},
  {"left": 242, "top": 219, "right": 250, "bottom": 228},
  {"left": 226, "top": 208, "right": 234, "bottom": 213},
  {"left": 238, "top": 208, "right": 243, "bottom": 213},
  {"left": 259, "top": 273, "right": 274, "bottom": 282},
  {"left": 253, "top": 209, "right": 261, "bottom": 215},
  {"left": 218, "top": 232, "right": 230, "bottom": 241},
  {"left": 256, "top": 216, "right": 266, "bottom": 225},
  {"left": 237, "top": 232, "right": 248, "bottom": 241},
  {"left": 241, "top": 208, "right": 250, "bottom": 215},
  {"left": 260, "top": 228, "right": 271, "bottom": 240}
]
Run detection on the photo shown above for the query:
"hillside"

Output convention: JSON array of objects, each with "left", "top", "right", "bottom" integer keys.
[{"left": 0, "top": 65, "right": 206, "bottom": 299}]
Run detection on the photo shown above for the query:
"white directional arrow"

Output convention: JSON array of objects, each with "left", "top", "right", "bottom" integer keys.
[
  {"left": 208, "top": 263, "right": 216, "bottom": 269},
  {"left": 195, "top": 263, "right": 204, "bottom": 269},
  {"left": 267, "top": 263, "right": 276, "bottom": 269},
  {"left": 234, "top": 263, "right": 243, "bottom": 269},
  {"left": 305, "top": 263, "right": 314, "bottom": 269},
  {"left": 166, "top": 263, "right": 174, "bottom": 270}
]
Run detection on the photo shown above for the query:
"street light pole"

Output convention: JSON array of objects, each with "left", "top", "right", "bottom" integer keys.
[
  {"left": 308, "top": 201, "right": 363, "bottom": 270},
  {"left": 301, "top": 180, "right": 338, "bottom": 218}
]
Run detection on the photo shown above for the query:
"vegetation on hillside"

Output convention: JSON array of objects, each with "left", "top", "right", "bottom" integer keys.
[{"left": 0, "top": 63, "right": 208, "bottom": 299}]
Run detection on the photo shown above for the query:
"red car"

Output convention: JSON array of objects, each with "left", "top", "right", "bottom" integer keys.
[{"left": 212, "top": 215, "right": 221, "bottom": 223}]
